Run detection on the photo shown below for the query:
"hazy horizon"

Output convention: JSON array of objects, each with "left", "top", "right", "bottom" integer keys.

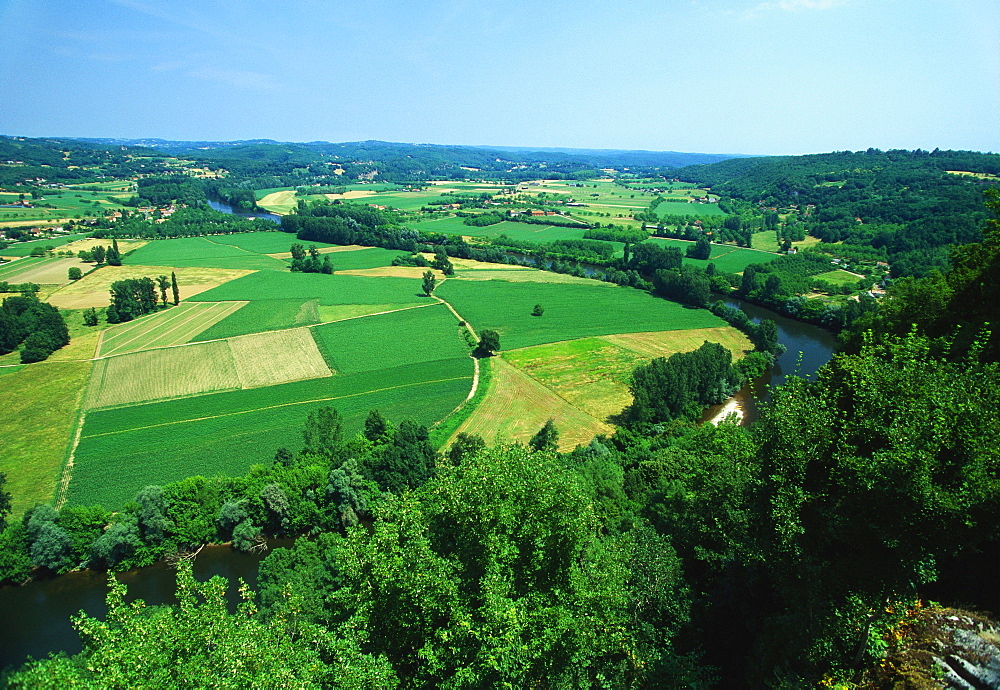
[{"left": 1, "top": 0, "right": 997, "bottom": 156}]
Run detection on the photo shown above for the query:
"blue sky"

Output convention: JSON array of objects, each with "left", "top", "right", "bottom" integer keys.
[{"left": 0, "top": 0, "right": 997, "bottom": 155}]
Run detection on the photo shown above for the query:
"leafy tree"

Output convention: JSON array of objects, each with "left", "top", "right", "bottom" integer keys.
[
  {"left": 447, "top": 432, "right": 485, "bottom": 464},
  {"left": 477, "top": 329, "right": 500, "bottom": 355},
  {"left": 302, "top": 406, "right": 343, "bottom": 459},
  {"left": 91, "top": 245, "right": 105, "bottom": 264},
  {"left": 82, "top": 307, "right": 98, "bottom": 326},
  {"left": 5, "top": 560, "right": 387, "bottom": 688},
  {"left": 528, "top": 418, "right": 559, "bottom": 452},
  {"left": 67, "top": 266, "right": 82, "bottom": 281},
  {"left": 531, "top": 303, "right": 544, "bottom": 316},
  {"left": 421, "top": 269, "right": 436, "bottom": 296},
  {"left": 156, "top": 275, "right": 170, "bottom": 307},
  {"left": 686, "top": 234, "right": 711, "bottom": 260}
]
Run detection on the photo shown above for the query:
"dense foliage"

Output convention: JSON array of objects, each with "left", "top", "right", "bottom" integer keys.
[{"left": 0, "top": 293, "right": 69, "bottom": 362}]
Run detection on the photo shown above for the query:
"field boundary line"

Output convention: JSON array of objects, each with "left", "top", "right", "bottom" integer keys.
[{"left": 81, "top": 375, "right": 474, "bottom": 439}]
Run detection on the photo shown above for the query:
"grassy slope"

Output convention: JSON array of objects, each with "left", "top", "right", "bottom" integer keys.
[{"left": 0, "top": 362, "right": 91, "bottom": 516}]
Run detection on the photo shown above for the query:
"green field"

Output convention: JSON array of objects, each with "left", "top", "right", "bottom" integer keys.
[
  {"left": 436, "top": 279, "right": 724, "bottom": 351},
  {"left": 189, "top": 299, "right": 317, "bottom": 340},
  {"left": 68, "top": 358, "right": 473, "bottom": 507},
  {"left": 655, "top": 200, "right": 726, "bottom": 217},
  {"left": 814, "top": 269, "right": 866, "bottom": 286},
  {"left": 201, "top": 232, "right": 310, "bottom": 254},
  {"left": 189, "top": 270, "right": 425, "bottom": 305},
  {"left": 326, "top": 247, "right": 408, "bottom": 270},
  {"left": 647, "top": 238, "right": 773, "bottom": 273},
  {"left": 125, "top": 237, "right": 288, "bottom": 270},
  {"left": 409, "top": 217, "right": 591, "bottom": 244},
  {"left": 0, "top": 362, "right": 91, "bottom": 516},
  {"left": 312, "top": 303, "right": 468, "bottom": 374},
  {"left": 0, "top": 256, "right": 51, "bottom": 279},
  {"left": 0, "top": 233, "right": 91, "bottom": 257},
  {"left": 751, "top": 231, "right": 781, "bottom": 252}
]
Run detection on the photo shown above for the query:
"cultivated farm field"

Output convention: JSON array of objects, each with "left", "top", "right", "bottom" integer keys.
[
  {"left": 98, "top": 302, "right": 248, "bottom": 357},
  {"left": 3, "top": 223, "right": 766, "bottom": 515}
]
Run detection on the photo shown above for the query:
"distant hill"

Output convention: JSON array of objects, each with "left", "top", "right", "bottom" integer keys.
[{"left": 67, "top": 137, "right": 747, "bottom": 170}]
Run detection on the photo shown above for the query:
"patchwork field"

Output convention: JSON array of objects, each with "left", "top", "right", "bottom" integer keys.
[
  {"left": 5, "top": 224, "right": 775, "bottom": 515},
  {"left": 69, "top": 358, "right": 473, "bottom": 507},
  {"left": 436, "top": 278, "right": 724, "bottom": 350},
  {"left": 87, "top": 327, "right": 332, "bottom": 409},
  {"left": 46, "top": 265, "right": 254, "bottom": 309},
  {"left": 98, "top": 302, "right": 247, "bottom": 357}
]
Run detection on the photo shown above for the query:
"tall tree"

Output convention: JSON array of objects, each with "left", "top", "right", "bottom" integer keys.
[
  {"left": 170, "top": 271, "right": 179, "bottom": 305},
  {"left": 156, "top": 275, "right": 170, "bottom": 307}
]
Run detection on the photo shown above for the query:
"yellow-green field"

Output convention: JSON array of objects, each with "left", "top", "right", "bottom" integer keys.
[
  {"left": 97, "top": 302, "right": 247, "bottom": 357},
  {"left": 46, "top": 265, "right": 254, "bottom": 309},
  {"left": 447, "top": 357, "right": 613, "bottom": 451},
  {"left": 227, "top": 328, "right": 333, "bottom": 388},
  {"left": 0, "top": 361, "right": 92, "bottom": 516},
  {"left": 1, "top": 257, "right": 90, "bottom": 285},
  {"left": 87, "top": 340, "right": 241, "bottom": 409},
  {"left": 87, "top": 327, "right": 332, "bottom": 409},
  {"left": 453, "top": 326, "right": 752, "bottom": 446}
]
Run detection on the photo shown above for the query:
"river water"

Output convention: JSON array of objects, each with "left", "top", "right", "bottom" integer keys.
[
  {"left": 701, "top": 298, "right": 838, "bottom": 425},
  {"left": 207, "top": 198, "right": 281, "bottom": 223},
  {"left": 0, "top": 542, "right": 292, "bottom": 672}
]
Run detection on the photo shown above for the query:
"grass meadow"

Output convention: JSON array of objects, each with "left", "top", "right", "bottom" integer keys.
[
  {"left": 189, "top": 270, "right": 425, "bottom": 305},
  {"left": 814, "top": 269, "right": 867, "bottom": 286},
  {"left": 69, "top": 358, "right": 473, "bottom": 507},
  {"left": 436, "top": 279, "right": 724, "bottom": 350},
  {"left": 0, "top": 362, "right": 91, "bottom": 516}
]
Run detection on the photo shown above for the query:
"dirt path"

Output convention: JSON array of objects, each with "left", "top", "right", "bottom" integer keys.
[{"left": 434, "top": 295, "right": 480, "bottom": 401}]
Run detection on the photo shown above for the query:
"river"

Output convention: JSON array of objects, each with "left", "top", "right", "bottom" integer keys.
[
  {"left": 207, "top": 198, "right": 281, "bottom": 223},
  {"left": 0, "top": 542, "right": 292, "bottom": 672},
  {"left": 701, "top": 298, "right": 838, "bottom": 425}
]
